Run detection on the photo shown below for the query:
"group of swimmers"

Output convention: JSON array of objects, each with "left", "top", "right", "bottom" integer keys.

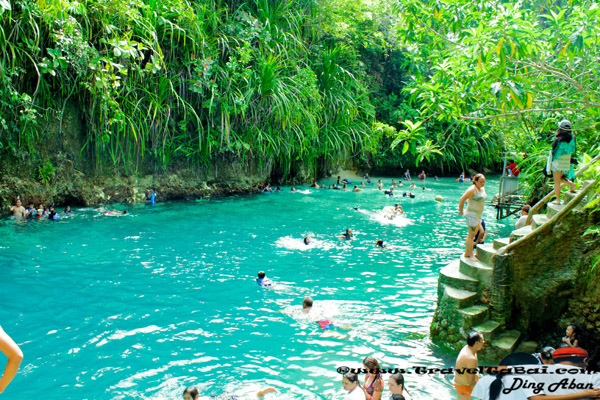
[{"left": 8, "top": 198, "right": 72, "bottom": 221}]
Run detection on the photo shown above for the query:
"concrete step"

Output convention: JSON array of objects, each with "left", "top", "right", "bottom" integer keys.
[
  {"left": 492, "top": 329, "right": 522, "bottom": 353},
  {"left": 442, "top": 285, "right": 478, "bottom": 309},
  {"left": 439, "top": 260, "right": 479, "bottom": 296},
  {"left": 516, "top": 341, "right": 539, "bottom": 354},
  {"left": 457, "top": 305, "right": 489, "bottom": 328},
  {"left": 475, "top": 243, "right": 496, "bottom": 267},
  {"left": 493, "top": 237, "right": 510, "bottom": 250},
  {"left": 472, "top": 320, "right": 502, "bottom": 339},
  {"left": 459, "top": 256, "right": 493, "bottom": 286},
  {"left": 547, "top": 202, "right": 566, "bottom": 218},
  {"left": 509, "top": 225, "right": 532, "bottom": 242},
  {"left": 564, "top": 190, "right": 583, "bottom": 205},
  {"left": 531, "top": 214, "right": 549, "bottom": 230}
]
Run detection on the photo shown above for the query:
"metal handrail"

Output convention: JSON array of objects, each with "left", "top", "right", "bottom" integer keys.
[{"left": 525, "top": 153, "right": 600, "bottom": 225}]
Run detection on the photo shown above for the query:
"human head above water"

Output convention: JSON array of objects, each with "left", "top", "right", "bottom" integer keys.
[
  {"left": 302, "top": 296, "right": 313, "bottom": 308},
  {"left": 467, "top": 331, "right": 484, "bottom": 347},
  {"left": 342, "top": 372, "right": 359, "bottom": 393},
  {"left": 183, "top": 386, "right": 199, "bottom": 400},
  {"left": 257, "top": 271, "right": 266, "bottom": 279},
  {"left": 388, "top": 372, "right": 405, "bottom": 393}
]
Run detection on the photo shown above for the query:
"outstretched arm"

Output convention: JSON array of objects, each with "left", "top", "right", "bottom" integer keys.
[{"left": 0, "top": 326, "right": 23, "bottom": 394}]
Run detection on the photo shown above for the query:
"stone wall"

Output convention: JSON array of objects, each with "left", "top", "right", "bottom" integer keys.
[{"left": 495, "top": 209, "right": 600, "bottom": 335}]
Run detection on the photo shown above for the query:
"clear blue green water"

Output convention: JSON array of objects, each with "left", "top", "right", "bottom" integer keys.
[{"left": 0, "top": 176, "right": 514, "bottom": 399}]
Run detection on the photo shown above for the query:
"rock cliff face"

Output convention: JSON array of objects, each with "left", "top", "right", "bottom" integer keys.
[{"left": 0, "top": 103, "right": 340, "bottom": 210}]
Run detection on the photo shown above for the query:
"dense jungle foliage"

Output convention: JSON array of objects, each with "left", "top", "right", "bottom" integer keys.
[{"left": 0, "top": 0, "right": 599, "bottom": 182}]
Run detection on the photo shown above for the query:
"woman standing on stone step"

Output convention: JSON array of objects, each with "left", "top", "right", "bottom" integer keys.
[
  {"left": 458, "top": 174, "right": 487, "bottom": 262},
  {"left": 549, "top": 119, "right": 577, "bottom": 205}
]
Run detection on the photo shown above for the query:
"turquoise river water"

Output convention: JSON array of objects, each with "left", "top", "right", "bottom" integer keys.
[{"left": 0, "top": 176, "right": 515, "bottom": 400}]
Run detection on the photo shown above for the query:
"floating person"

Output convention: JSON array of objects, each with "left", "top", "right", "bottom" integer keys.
[
  {"left": 342, "top": 372, "right": 365, "bottom": 400},
  {"left": 418, "top": 170, "right": 426, "bottom": 180},
  {"left": 311, "top": 182, "right": 320, "bottom": 188},
  {"left": 434, "top": 176, "right": 440, "bottom": 181},
  {"left": 8, "top": 198, "right": 26, "bottom": 218},
  {"left": 376, "top": 239, "right": 385, "bottom": 248},
  {"left": 303, "top": 236, "right": 312, "bottom": 245},
  {"left": 458, "top": 174, "right": 487, "bottom": 262},
  {"left": 274, "top": 187, "right": 281, "bottom": 192},
  {"left": 391, "top": 179, "right": 397, "bottom": 187},
  {"left": 409, "top": 182, "right": 417, "bottom": 189},
  {"left": 408, "top": 192, "right": 415, "bottom": 199},
  {"left": 337, "top": 176, "right": 342, "bottom": 184},
  {"left": 338, "top": 228, "right": 354, "bottom": 240},
  {"left": 453, "top": 331, "right": 484, "bottom": 399},
  {"left": 321, "top": 184, "right": 326, "bottom": 189},
  {"left": 360, "top": 182, "right": 366, "bottom": 188},
  {"left": 352, "top": 185, "right": 363, "bottom": 192},
  {"left": 63, "top": 206, "right": 73, "bottom": 214},
  {"left": 291, "top": 187, "right": 297, "bottom": 192},
  {"left": 377, "top": 180, "right": 383, "bottom": 190},
  {"left": 262, "top": 184, "right": 273, "bottom": 193},
  {"left": 364, "top": 173, "right": 370, "bottom": 180},
  {"left": 0, "top": 325, "right": 23, "bottom": 394},
  {"left": 183, "top": 386, "right": 277, "bottom": 400},
  {"left": 302, "top": 297, "right": 348, "bottom": 338},
  {"left": 256, "top": 271, "right": 274, "bottom": 287},
  {"left": 384, "top": 188, "right": 394, "bottom": 197},
  {"left": 342, "top": 178, "right": 351, "bottom": 184}
]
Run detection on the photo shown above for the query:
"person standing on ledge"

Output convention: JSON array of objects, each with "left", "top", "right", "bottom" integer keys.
[
  {"left": 453, "top": 331, "right": 484, "bottom": 399},
  {"left": 548, "top": 119, "right": 577, "bottom": 205},
  {"left": 0, "top": 325, "right": 23, "bottom": 394},
  {"left": 458, "top": 174, "right": 487, "bottom": 262}
]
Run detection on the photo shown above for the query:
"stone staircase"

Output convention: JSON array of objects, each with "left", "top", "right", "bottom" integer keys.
[{"left": 431, "top": 180, "right": 595, "bottom": 359}]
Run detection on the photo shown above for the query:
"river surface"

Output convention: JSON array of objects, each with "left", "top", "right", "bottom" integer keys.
[{"left": 0, "top": 176, "right": 514, "bottom": 399}]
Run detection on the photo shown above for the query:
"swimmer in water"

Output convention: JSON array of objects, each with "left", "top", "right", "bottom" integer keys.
[
  {"left": 410, "top": 182, "right": 417, "bottom": 189},
  {"left": 338, "top": 228, "right": 353, "bottom": 240},
  {"left": 256, "top": 271, "right": 274, "bottom": 287},
  {"left": 376, "top": 239, "right": 385, "bottom": 248},
  {"left": 303, "top": 236, "right": 312, "bottom": 245},
  {"left": 301, "top": 297, "right": 348, "bottom": 338},
  {"left": 291, "top": 187, "right": 296, "bottom": 192},
  {"left": 184, "top": 386, "right": 277, "bottom": 400},
  {"left": 352, "top": 185, "right": 363, "bottom": 192}
]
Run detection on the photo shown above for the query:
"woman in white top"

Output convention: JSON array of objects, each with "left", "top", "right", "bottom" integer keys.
[
  {"left": 458, "top": 174, "right": 487, "bottom": 262},
  {"left": 342, "top": 372, "right": 367, "bottom": 400}
]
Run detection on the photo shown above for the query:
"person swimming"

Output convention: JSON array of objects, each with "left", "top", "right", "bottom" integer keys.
[
  {"left": 376, "top": 239, "right": 385, "bottom": 248},
  {"left": 303, "top": 236, "right": 312, "bottom": 245},
  {"left": 256, "top": 271, "right": 274, "bottom": 287},
  {"left": 339, "top": 228, "right": 354, "bottom": 240}
]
